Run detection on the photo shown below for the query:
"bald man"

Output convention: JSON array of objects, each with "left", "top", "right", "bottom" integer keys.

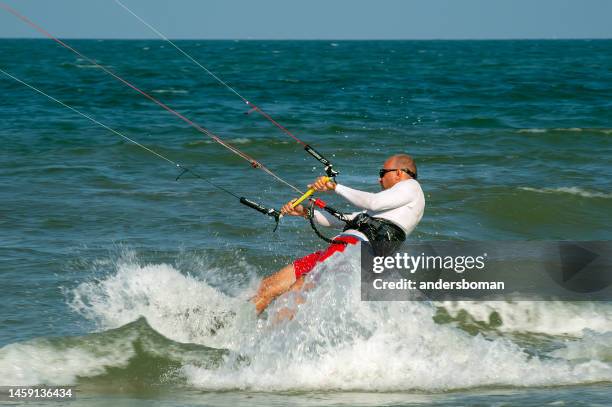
[{"left": 252, "top": 154, "right": 425, "bottom": 315}]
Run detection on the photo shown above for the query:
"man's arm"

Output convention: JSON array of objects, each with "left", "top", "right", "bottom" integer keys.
[{"left": 335, "top": 181, "right": 418, "bottom": 212}]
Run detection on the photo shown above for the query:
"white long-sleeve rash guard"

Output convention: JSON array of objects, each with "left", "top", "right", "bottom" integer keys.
[{"left": 312, "top": 179, "right": 425, "bottom": 241}]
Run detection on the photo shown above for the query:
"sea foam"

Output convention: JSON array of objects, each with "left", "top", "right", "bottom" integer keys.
[
  {"left": 3, "top": 247, "right": 610, "bottom": 390},
  {"left": 519, "top": 186, "right": 612, "bottom": 199}
]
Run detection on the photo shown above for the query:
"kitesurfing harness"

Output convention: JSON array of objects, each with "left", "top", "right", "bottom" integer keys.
[{"left": 307, "top": 198, "right": 406, "bottom": 255}]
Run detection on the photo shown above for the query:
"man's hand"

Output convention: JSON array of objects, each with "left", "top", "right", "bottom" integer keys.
[
  {"left": 308, "top": 176, "right": 336, "bottom": 192},
  {"left": 281, "top": 199, "right": 308, "bottom": 217}
]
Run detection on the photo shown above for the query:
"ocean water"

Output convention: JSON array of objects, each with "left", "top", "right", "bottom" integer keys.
[{"left": 1, "top": 39, "right": 611, "bottom": 406}]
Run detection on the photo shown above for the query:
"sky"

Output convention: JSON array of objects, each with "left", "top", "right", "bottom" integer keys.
[{"left": 0, "top": 0, "right": 611, "bottom": 40}]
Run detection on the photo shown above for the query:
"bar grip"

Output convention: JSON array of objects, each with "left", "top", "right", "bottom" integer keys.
[{"left": 290, "top": 176, "right": 330, "bottom": 208}]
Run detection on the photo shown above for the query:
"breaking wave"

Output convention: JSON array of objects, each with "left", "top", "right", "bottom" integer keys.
[{"left": 1, "top": 247, "right": 611, "bottom": 391}]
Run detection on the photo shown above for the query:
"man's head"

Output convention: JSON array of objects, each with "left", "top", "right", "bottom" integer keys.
[{"left": 379, "top": 154, "right": 417, "bottom": 190}]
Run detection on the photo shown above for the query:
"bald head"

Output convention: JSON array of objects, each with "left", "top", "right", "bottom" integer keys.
[
  {"left": 379, "top": 154, "right": 418, "bottom": 190},
  {"left": 389, "top": 154, "right": 417, "bottom": 178}
]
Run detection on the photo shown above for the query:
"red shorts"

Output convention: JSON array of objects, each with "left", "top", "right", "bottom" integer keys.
[{"left": 293, "top": 235, "right": 360, "bottom": 279}]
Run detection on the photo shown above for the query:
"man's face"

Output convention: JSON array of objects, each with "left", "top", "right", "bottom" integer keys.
[{"left": 379, "top": 158, "right": 401, "bottom": 190}]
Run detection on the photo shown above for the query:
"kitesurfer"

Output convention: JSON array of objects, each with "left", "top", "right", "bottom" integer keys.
[{"left": 252, "top": 154, "right": 425, "bottom": 314}]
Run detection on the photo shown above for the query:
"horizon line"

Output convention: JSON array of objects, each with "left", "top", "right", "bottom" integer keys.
[{"left": 1, "top": 36, "right": 612, "bottom": 41}]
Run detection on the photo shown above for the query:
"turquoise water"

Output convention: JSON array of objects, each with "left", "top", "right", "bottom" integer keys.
[{"left": 1, "top": 39, "right": 611, "bottom": 406}]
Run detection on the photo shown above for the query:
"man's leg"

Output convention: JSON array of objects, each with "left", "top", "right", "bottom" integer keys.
[
  {"left": 252, "top": 248, "right": 323, "bottom": 314},
  {"left": 253, "top": 237, "right": 357, "bottom": 314},
  {"left": 272, "top": 276, "right": 312, "bottom": 322},
  {"left": 252, "top": 263, "right": 297, "bottom": 314}
]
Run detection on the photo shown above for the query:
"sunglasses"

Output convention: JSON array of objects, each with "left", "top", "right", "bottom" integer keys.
[{"left": 379, "top": 168, "right": 418, "bottom": 180}]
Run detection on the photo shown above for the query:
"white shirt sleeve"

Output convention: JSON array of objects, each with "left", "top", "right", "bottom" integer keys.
[{"left": 335, "top": 180, "right": 418, "bottom": 212}]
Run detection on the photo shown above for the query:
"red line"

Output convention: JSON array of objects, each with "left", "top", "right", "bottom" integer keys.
[{"left": 252, "top": 105, "right": 306, "bottom": 146}]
